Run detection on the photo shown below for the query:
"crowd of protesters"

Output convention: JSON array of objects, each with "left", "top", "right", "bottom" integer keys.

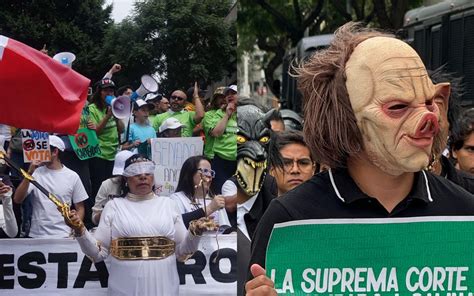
[{"left": 3, "top": 24, "right": 474, "bottom": 296}]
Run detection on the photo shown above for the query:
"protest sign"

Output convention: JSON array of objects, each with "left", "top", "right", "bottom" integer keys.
[
  {"left": 151, "top": 137, "right": 203, "bottom": 195},
  {"left": 69, "top": 128, "right": 101, "bottom": 160},
  {"left": 21, "top": 129, "right": 50, "bottom": 163},
  {"left": 0, "top": 233, "right": 236, "bottom": 295},
  {"left": 266, "top": 216, "right": 474, "bottom": 295}
]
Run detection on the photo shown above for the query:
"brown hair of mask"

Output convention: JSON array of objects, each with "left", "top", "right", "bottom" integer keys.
[{"left": 295, "top": 22, "right": 394, "bottom": 168}]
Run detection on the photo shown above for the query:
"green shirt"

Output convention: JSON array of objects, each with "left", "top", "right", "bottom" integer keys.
[
  {"left": 202, "top": 110, "right": 217, "bottom": 158},
  {"left": 202, "top": 109, "right": 237, "bottom": 161},
  {"left": 88, "top": 104, "right": 118, "bottom": 160},
  {"left": 148, "top": 114, "right": 157, "bottom": 125},
  {"left": 152, "top": 110, "right": 196, "bottom": 137}
]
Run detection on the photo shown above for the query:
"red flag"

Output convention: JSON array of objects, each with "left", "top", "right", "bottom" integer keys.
[{"left": 0, "top": 35, "right": 90, "bottom": 134}]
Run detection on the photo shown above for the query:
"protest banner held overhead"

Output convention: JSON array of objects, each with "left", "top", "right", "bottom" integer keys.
[
  {"left": 151, "top": 137, "right": 203, "bottom": 195},
  {"left": 21, "top": 129, "right": 50, "bottom": 163},
  {"left": 266, "top": 216, "right": 474, "bottom": 296}
]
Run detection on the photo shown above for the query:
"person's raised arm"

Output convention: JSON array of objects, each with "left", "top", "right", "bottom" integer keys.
[
  {"left": 210, "top": 101, "right": 236, "bottom": 137},
  {"left": 193, "top": 82, "right": 205, "bottom": 124},
  {"left": 103, "top": 64, "right": 121, "bottom": 79}
]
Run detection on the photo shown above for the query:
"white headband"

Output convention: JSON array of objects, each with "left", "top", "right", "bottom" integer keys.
[{"left": 123, "top": 161, "right": 155, "bottom": 177}]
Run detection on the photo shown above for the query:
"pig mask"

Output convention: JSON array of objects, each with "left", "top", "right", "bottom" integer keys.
[{"left": 345, "top": 37, "right": 450, "bottom": 175}]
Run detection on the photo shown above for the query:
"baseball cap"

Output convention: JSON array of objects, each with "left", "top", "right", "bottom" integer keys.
[
  {"left": 159, "top": 117, "right": 184, "bottom": 133},
  {"left": 224, "top": 85, "right": 238, "bottom": 95},
  {"left": 97, "top": 78, "right": 116, "bottom": 89},
  {"left": 134, "top": 99, "right": 155, "bottom": 111},
  {"left": 144, "top": 93, "right": 163, "bottom": 102},
  {"left": 213, "top": 87, "right": 226, "bottom": 97},
  {"left": 112, "top": 150, "right": 136, "bottom": 176},
  {"left": 49, "top": 135, "right": 65, "bottom": 151}
]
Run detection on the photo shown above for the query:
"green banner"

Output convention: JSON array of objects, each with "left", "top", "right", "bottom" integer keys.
[
  {"left": 69, "top": 128, "right": 101, "bottom": 160},
  {"left": 266, "top": 217, "right": 474, "bottom": 295}
]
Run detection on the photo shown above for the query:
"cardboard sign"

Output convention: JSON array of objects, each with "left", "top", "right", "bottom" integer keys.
[
  {"left": 69, "top": 128, "right": 101, "bottom": 160},
  {"left": 266, "top": 216, "right": 474, "bottom": 295},
  {"left": 150, "top": 137, "right": 203, "bottom": 195},
  {"left": 0, "top": 233, "right": 237, "bottom": 295},
  {"left": 21, "top": 129, "right": 50, "bottom": 163}
]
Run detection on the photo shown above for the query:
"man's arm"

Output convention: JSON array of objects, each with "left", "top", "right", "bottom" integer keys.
[
  {"left": 192, "top": 82, "right": 205, "bottom": 124},
  {"left": 13, "top": 162, "right": 38, "bottom": 204}
]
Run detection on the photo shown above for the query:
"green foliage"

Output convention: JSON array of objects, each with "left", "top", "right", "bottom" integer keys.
[
  {"left": 238, "top": 0, "right": 425, "bottom": 88},
  {"left": 133, "top": 0, "right": 236, "bottom": 93},
  {"left": 0, "top": 0, "right": 235, "bottom": 94},
  {"left": 0, "top": 0, "right": 113, "bottom": 82}
]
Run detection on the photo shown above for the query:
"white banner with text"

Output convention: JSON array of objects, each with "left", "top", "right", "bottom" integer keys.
[{"left": 0, "top": 233, "right": 236, "bottom": 295}]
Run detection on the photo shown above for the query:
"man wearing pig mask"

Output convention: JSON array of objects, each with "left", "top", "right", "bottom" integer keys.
[{"left": 245, "top": 22, "right": 474, "bottom": 296}]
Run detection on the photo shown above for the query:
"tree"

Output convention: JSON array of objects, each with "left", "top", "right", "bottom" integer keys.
[
  {"left": 238, "top": 0, "right": 423, "bottom": 90},
  {"left": 0, "top": 0, "right": 113, "bottom": 82},
  {"left": 133, "top": 0, "right": 236, "bottom": 93},
  {"left": 97, "top": 19, "right": 157, "bottom": 88},
  {"left": 238, "top": 0, "right": 326, "bottom": 89}
]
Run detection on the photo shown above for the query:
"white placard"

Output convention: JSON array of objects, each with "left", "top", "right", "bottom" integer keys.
[{"left": 151, "top": 137, "right": 203, "bottom": 195}]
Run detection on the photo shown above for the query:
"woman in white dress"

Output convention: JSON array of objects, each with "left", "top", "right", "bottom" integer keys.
[
  {"left": 170, "top": 155, "right": 230, "bottom": 227},
  {"left": 65, "top": 155, "right": 208, "bottom": 296}
]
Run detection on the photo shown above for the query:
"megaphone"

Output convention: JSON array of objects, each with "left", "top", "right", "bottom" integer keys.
[
  {"left": 53, "top": 52, "right": 76, "bottom": 68},
  {"left": 105, "top": 95, "right": 131, "bottom": 119},
  {"left": 130, "top": 75, "right": 159, "bottom": 101}
]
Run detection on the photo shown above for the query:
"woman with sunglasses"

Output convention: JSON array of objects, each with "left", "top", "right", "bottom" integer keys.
[{"left": 170, "top": 155, "right": 230, "bottom": 228}]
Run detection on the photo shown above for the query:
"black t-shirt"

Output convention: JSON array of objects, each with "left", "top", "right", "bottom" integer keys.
[{"left": 249, "top": 168, "right": 474, "bottom": 273}]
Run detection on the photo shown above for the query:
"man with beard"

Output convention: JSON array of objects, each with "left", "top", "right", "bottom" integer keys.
[
  {"left": 152, "top": 89, "right": 204, "bottom": 137},
  {"left": 13, "top": 136, "right": 88, "bottom": 238},
  {"left": 245, "top": 23, "right": 474, "bottom": 295}
]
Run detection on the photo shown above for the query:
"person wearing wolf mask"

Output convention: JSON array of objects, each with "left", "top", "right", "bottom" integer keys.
[
  {"left": 245, "top": 22, "right": 474, "bottom": 296},
  {"left": 233, "top": 103, "right": 277, "bottom": 295}
]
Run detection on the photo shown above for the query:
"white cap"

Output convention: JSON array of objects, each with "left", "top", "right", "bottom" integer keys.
[
  {"left": 159, "top": 117, "right": 184, "bottom": 133},
  {"left": 225, "top": 85, "right": 238, "bottom": 94},
  {"left": 144, "top": 93, "right": 161, "bottom": 102},
  {"left": 112, "top": 150, "right": 135, "bottom": 176},
  {"left": 49, "top": 135, "right": 65, "bottom": 151},
  {"left": 134, "top": 99, "right": 154, "bottom": 111}
]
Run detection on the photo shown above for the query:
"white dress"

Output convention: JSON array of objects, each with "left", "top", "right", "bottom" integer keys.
[{"left": 76, "top": 194, "right": 199, "bottom": 296}]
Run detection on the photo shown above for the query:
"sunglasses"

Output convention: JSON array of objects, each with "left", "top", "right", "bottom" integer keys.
[
  {"left": 197, "top": 168, "right": 216, "bottom": 178},
  {"left": 170, "top": 95, "right": 185, "bottom": 101}
]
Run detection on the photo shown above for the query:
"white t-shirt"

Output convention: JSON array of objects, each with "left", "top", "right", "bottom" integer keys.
[
  {"left": 92, "top": 177, "right": 122, "bottom": 225},
  {"left": 28, "top": 165, "right": 89, "bottom": 238},
  {"left": 221, "top": 179, "right": 237, "bottom": 197},
  {"left": 169, "top": 191, "right": 231, "bottom": 226}
]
